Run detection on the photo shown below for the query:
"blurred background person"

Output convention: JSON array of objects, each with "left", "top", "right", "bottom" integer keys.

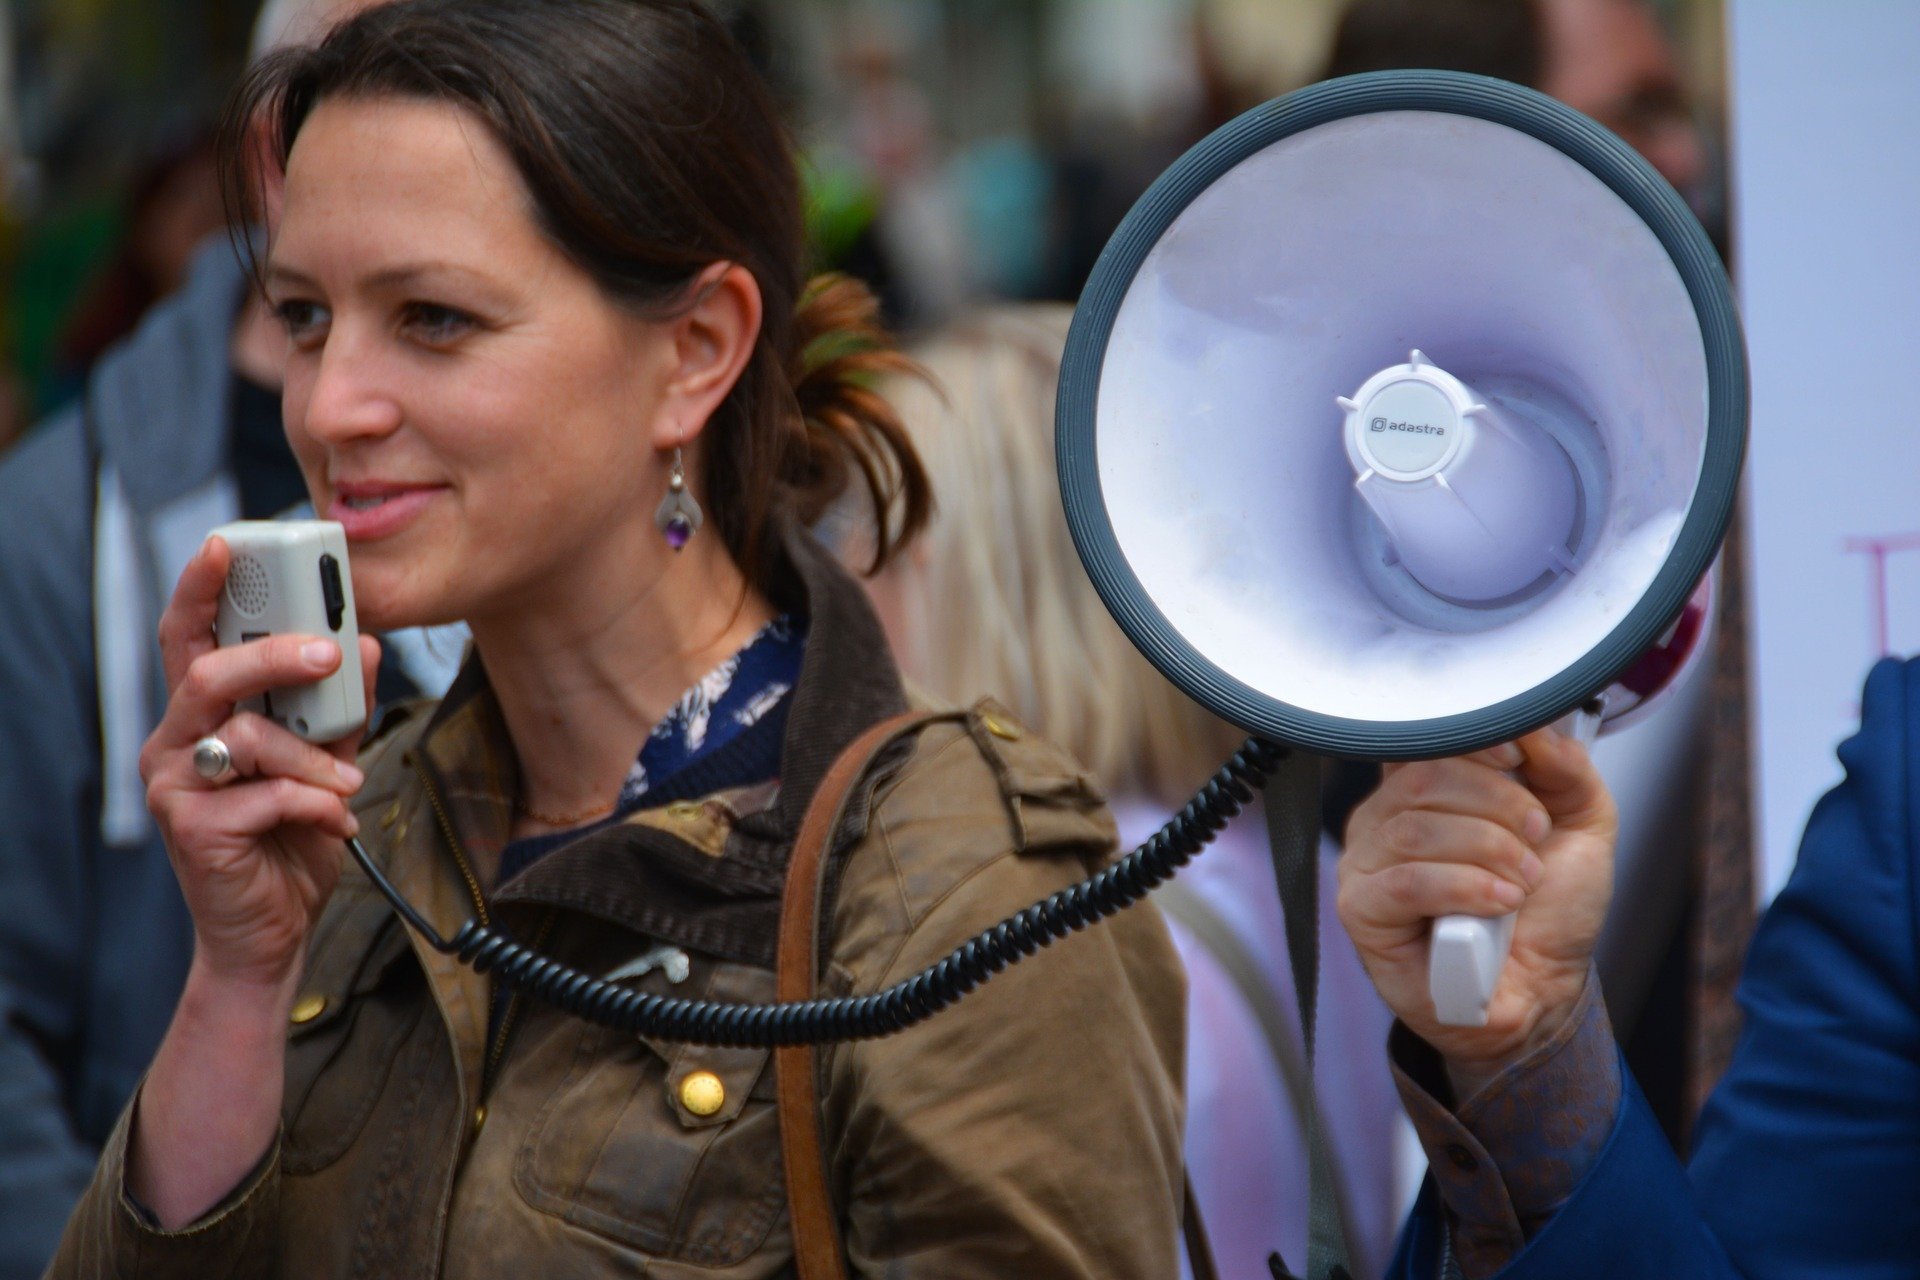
[
  {"left": 1327, "top": 0, "right": 1712, "bottom": 226},
  {"left": 1536, "top": 0, "right": 1710, "bottom": 207},
  {"left": 47, "top": 127, "right": 224, "bottom": 391},
  {"left": 0, "top": 2, "right": 413, "bottom": 1273},
  {"left": 852, "top": 304, "right": 1403, "bottom": 1280}
]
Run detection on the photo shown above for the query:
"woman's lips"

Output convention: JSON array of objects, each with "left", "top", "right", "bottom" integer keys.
[{"left": 326, "top": 485, "right": 445, "bottom": 541}]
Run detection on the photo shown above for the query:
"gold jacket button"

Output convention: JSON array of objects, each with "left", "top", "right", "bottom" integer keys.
[
  {"left": 679, "top": 1070, "right": 726, "bottom": 1117},
  {"left": 982, "top": 714, "right": 1021, "bottom": 741},
  {"left": 289, "top": 994, "right": 328, "bottom": 1025},
  {"left": 473, "top": 1104, "right": 488, "bottom": 1137}
]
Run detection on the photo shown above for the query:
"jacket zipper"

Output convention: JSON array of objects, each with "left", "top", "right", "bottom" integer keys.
[
  {"left": 484, "top": 909, "right": 557, "bottom": 1091},
  {"left": 410, "top": 757, "right": 510, "bottom": 1280},
  {"left": 412, "top": 758, "right": 558, "bottom": 1097},
  {"left": 413, "top": 758, "right": 490, "bottom": 927}
]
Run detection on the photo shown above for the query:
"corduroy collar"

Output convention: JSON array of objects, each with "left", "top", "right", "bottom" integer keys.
[{"left": 402, "top": 520, "right": 910, "bottom": 968}]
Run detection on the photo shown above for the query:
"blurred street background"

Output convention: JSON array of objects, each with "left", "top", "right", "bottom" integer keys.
[{"left": 0, "top": 0, "right": 1729, "bottom": 455}]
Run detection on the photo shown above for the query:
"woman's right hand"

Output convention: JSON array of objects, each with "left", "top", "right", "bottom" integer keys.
[{"left": 139, "top": 535, "right": 381, "bottom": 993}]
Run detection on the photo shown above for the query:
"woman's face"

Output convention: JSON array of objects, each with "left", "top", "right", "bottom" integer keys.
[{"left": 267, "top": 96, "right": 678, "bottom": 631}]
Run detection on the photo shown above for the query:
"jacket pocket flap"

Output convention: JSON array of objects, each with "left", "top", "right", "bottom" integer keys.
[
  {"left": 633, "top": 960, "right": 775, "bottom": 1129},
  {"left": 518, "top": 955, "right": 786, "bottom": 1264},
  {"left": 288, "top": 888, "right": 414, "bottom": 1040},
  {"left": 965, "top": 698, "right": 1116, "bottom": 855},
  {"left": 654, "top": 1044, "right": 770, "bottom": 1129}
]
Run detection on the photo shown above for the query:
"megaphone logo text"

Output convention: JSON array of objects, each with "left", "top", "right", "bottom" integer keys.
[{"left": 1371, "top": 416, "right": 1446, "bottom": 436}]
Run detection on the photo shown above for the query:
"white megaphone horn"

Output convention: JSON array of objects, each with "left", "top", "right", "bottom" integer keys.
[{"left": 1055, "top": 71, "right": 1746, "bottom": 1027}]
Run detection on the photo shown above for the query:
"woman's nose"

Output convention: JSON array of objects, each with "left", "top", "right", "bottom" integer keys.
[{"left": 297, "top": 334, "right": 405, "bottom": 444}]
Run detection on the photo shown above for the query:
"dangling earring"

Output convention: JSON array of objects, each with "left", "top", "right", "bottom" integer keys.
[{"left": 654, "top": 445, "right": 703, "bottom": 552}]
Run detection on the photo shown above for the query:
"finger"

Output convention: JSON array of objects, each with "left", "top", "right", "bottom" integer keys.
[
  {"left": 1342, "top": 861, "right": 1526, "bottom": 933},
  {"left": 159, "top": 536, "right": 231, "bottom": 690},
  {"left": 1374, "top": 759, "right": 1550, "bottom": 844},
  {"left": 1463, "top": 741, "right": 1525, "bottom": 772},
  {"left": 160, "top": 635, "right": 344, "bottom": 745},
  {"left": 1515, "top": 728, "right": 1615, "bottom": 828},
  {"left": 326, "top": 637, "right": 382, "bottom": 767},
  {"left": 1351, "top": 758, "right": 1548, "bottom": 850},
  {"left": 164, "top": 776, "right": 361, "bottom": 853},
  {"left": 359, "top": 635, "right": 381, "bottom": 714},
  {"left": 215, "top": 712, "right": 363, "bottom": 794},
  {"left": 1350, "top": 808, "right": 1545, "bottom": 891}
]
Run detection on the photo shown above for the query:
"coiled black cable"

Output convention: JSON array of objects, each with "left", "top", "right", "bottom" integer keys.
[{"left": 345, "top": 736, "right": 1287, "bottom": 1047}]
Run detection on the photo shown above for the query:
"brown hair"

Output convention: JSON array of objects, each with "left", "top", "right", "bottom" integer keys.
[{"left": 219, "top": 0, "right": 929, "bottom": 588}]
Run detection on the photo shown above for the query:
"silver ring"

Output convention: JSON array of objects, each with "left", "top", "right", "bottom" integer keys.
[{"left": 192, "top": 735, "right": 235, "bottom": 783}]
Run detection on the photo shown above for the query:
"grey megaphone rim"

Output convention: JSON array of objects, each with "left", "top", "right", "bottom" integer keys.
[{"left": 1056, "top": 70, "right": 1747, "bottom": 761}]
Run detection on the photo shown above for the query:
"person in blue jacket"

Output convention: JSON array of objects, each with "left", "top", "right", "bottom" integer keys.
[{"left": 1339, "top": 656, "right": 1920, "bottom": 1278}]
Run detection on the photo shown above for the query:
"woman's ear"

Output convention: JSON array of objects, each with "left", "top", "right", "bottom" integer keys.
[{"left": 653, "top": 261, "right": 763, "bottom": 451}]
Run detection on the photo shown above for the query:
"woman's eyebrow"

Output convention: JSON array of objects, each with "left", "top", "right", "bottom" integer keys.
[
  {"left": 362, "top": 261, "right": 489, "bottom": 290},
  {"left": 263, "top": 262, "right": 321, "bottom": 292},
  {"left": 263, "top": 260, "right": 500, "bottom": 293}
]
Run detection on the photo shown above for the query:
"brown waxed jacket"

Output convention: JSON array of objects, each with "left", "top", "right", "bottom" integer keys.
[{"left": 49, "top": 527, "right": 1187, "bottom": 1279}]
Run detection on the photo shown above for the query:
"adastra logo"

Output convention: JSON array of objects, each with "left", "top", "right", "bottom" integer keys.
[{"left": 1370, "top": 416, "right": 1446, "bottom": 437}]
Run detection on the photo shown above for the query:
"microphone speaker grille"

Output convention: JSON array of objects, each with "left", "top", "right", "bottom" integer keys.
[{"left": 226, "top": 554, "right": 272, "bottom": 618}]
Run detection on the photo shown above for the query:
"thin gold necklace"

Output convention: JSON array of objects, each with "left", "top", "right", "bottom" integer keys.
[{"left": 514, "top": 794, "right": 618, "bottom": 828}]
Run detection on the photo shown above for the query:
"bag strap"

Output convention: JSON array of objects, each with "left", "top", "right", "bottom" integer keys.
[
  {"left": 1262, "top": 753, "right": 1356, "bottom": 1280},
  {"left": 776, "top": 711, "right": 941, "bottom": 1280},
  {"left": 774, "top": 708, "right": 1238, "bottom": 1280}
]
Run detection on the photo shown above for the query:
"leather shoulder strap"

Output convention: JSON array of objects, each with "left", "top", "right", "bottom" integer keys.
[{"left": 776, "top": 711, "right": 942, "bottom": 1280}]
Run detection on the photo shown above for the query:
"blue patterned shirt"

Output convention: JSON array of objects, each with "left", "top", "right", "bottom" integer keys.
[
  {"left": 497, "top": 614, "right": 806, "bottom": 886},
  {"left": 617, "top": 613, "right": 802, "bottom": 808}
]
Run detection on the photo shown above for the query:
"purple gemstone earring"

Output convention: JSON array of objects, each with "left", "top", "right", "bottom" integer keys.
[{"left": 654, "top": 445, "right": 703, "bottom": 552}]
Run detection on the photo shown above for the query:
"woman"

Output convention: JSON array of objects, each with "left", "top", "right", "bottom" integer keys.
[
  {"left": 859, "top": 306, "right": 1406, "bottom": 1280},
  {"left": 50, "top": 4, "right": 1184, "bottom": 1275}
]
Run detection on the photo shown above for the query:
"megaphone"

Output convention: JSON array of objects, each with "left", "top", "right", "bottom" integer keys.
[{"left": 1056, "top": 72, "right": 1746, "bottom": 1026}]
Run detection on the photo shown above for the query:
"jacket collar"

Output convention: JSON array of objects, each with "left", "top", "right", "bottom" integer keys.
[{"left": 404, "top": 520, "right": 909, "bottom": 968}]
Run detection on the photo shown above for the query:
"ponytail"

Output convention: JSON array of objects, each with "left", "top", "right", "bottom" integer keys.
[{"left": 783, "top": 273, "right": 932, "bottom": 573}]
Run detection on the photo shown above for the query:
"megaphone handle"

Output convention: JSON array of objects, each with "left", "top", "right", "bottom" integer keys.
[{"left": 1428, "top": 702, "right": 1604, "bottom": 1027}]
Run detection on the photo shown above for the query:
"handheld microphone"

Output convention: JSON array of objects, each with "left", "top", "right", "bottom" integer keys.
[{"left": 211, "top": 520, "right": 366, "bottom": 743}]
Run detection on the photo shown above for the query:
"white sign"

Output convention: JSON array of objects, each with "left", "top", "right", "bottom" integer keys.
[{"left": 1729, "top": 1, "right": 1920, "bottom": 899}]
